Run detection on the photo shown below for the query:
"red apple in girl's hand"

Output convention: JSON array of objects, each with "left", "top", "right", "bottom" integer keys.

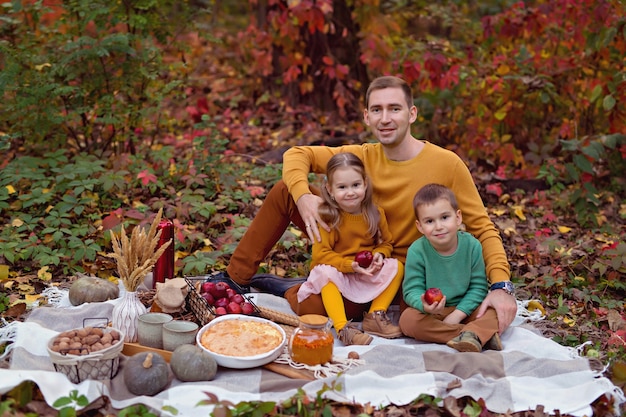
[
  {"left": 355, "top": 250, "right": 373, "bottom": 268},
  {"left": 424, "top": 288, "right": 443, "bottom": 304}
]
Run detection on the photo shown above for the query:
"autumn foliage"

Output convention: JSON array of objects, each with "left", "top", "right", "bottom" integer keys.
[{"left": 1, "top": 1, "right": 626, "bottom": 414}]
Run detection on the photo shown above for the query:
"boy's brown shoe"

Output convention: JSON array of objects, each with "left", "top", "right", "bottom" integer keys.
[
  {"left": 362, "top": 310, "right": 403, "bottom": 338},
  {"left": 446, "top": 331, "right": 482, "bottom": 352},
  {"left": 484, "top": 332, "right": 503, "bottom": 351},
  {"left": 338, "top": 324, "right": 373, "bottom": 346}
]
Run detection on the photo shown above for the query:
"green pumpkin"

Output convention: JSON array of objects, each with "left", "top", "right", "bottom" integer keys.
[
  {"left": 170, "top": 344, "right": 217, "bottom": 382},
  {"left": 123, "top": 352, "right": 170, "bottom": 396}
]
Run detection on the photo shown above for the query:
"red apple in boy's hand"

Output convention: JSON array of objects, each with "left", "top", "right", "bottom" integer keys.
[
  {"left": 354, "top": 250, "right": 373, "bottom": 268},
  {"left": 424, "top": 288, "right": 443, "bottom": 304}
]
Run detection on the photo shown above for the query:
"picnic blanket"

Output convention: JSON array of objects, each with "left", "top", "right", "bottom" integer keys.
[{"left": 0, "top": 290, "right": 624, "bottom": 416}]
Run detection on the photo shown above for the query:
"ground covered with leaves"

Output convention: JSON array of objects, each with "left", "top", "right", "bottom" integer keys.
[{"left": 1, "top": 145, "right": 624, "bottom": 417}]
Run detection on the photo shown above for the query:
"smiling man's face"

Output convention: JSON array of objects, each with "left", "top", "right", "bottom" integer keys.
[{"left": 364, "top": 86, "right": 417, "bottom": 148}]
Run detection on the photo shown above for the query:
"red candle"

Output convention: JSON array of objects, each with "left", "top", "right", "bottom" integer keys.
[{"left": 153, "top": 219, "right": 174, "bottom": 288}]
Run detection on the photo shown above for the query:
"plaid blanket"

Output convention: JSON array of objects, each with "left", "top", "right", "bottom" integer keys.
[{"left": 0, "top": 293, "right": 623, "bottom": 416}]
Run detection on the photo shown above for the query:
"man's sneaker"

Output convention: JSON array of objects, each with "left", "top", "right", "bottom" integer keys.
[
  {"left": 207, "top": 271, "right": 251, "bottom": 293},
  {"left": 362, "top": 310, "right": 403, "bottom": 338},
  {"left": 338, "top": 323, "right": 372, "bottom": 346},
  {"left": 446, "top": 331, "right": 482, "bottom": 352},
  {"left": 249, "top": 274, "right": 307, "bottom": 297},
  {"left": 484, "top": 332, "right": 503, "bottom": 351}
]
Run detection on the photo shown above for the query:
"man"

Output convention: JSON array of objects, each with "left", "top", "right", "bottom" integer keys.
[{"left": 217, "top": 75, "right": 517, "bottom": 334}]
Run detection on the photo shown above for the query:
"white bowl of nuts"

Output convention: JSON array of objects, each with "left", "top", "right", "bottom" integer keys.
[{"left": 47, "top": 326, "right": 124, "bottom": 383}]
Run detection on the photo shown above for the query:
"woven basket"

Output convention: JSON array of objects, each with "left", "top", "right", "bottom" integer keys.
[
  {"left": 184, "top": 276, "right": 302, "bottom": 335},
  {"left": 47, "top": 327, "right": 124, "bottom": 384},
  {"left": 184, "top": 276, "right": 261, "bottom": 325}
]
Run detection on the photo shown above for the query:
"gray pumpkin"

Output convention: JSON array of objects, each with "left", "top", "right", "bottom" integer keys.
[
  {"left": 170, "top": 344, "right": 217, "bottom": 382},
  {"left": 123, "top": 352, "right": 170, "bottom": 396},
  {"left": 68, "top": 275, "right": 119, "bottom": 306}
]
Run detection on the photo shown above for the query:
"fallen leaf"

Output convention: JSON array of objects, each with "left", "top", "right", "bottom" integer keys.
[
  {"left": 563, "top": 316, "right": 576, "bottom": 327},
  {"left": 512, "top": 205, "right": 526, "bottom": 221},
  {"left": 608, "top": 310, "right": 625, "bottom": 331},
  {"left": 494, "top": 218, "right": 516, "bottom": 236},
  {"left": 4, "top": 302, "right": 26, "bottom": 319},
  {"left": 527, "top": 300, "right": 546, "bottom": 316},
  {"left": 18, "top": 283, "right": 35, "bottom": 293},
  {"left": 25, "top": 294, "right": 42, "bottom": 306},
  {"left": 446, "top": 378, "right": 462, "bottom": 390},
  {"left": 490, "top": 208, "right": 507, "bottom": 216},
  {"left": 38, "top": 266, "right": 52, "bottom": 281},
  {"left": 611, "top": 360, "right": 626, "bottom": 381},
  {"left": 443, "top": 395, "right": 462, "bottom": 416}
]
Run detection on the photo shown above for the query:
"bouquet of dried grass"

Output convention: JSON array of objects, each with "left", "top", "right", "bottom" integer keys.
[{"left": 107, "top": 208, "right": 172, "bottom": 292}]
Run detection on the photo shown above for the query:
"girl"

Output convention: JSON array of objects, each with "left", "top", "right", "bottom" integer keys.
[{"left": 297, "top": 152, "right": 404, "bottom": 345}]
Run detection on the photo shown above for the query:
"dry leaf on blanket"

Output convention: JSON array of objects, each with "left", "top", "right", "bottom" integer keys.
[{"left": 446, "top": 378, "right": 462, "bottom": 390}]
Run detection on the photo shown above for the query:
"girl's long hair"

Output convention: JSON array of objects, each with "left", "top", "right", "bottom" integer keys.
[{"left": 319, "top": 153, "right": 380, "bottom": 242}]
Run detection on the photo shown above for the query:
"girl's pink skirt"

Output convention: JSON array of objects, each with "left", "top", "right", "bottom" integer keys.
[{"left": 296, "top": 258, "right": 399, "bottom": 304}]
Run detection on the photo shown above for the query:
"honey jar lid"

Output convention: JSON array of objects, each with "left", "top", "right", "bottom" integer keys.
[{"left": 299, "top": 314, "right": 328, "bottom": 326}]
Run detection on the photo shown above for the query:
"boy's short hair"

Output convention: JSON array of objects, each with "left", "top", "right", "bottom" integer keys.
[{"left": 413, "top": 183, "right": 459, "bottom": 219}]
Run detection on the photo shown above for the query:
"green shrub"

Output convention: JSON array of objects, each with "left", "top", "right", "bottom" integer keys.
[
  {"left": 0, "top": 0, "right": 193, "bottom": 156},
  {"left": 539, "top": 133, "right": 626, "bottom": 227}
]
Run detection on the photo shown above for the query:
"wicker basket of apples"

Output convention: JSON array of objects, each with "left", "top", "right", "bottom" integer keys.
[{"left": 185, "top": 275, "right": 261, "bottom": 326}]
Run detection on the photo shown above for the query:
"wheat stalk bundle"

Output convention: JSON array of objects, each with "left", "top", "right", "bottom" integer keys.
[{"left": 107, "top": 208, "right": 171, "bottom": 292}]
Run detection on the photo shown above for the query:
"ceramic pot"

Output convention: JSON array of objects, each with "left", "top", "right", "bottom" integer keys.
[
  {"left": 162, "top": 320, "right": 199, "bottom": 351},
  {"left": 137, "top": 312, "right": 173, "bottom": 349}
]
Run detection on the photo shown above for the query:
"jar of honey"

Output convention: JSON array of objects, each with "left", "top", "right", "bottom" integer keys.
[{"left": 289, "top": 314, "right": 334, "bottom": 366}]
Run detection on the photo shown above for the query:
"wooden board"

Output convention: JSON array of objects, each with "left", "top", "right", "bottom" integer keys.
[
  {"left": 122, "top": 343, "right": 173, "bottom": 362},
  {"left": 124, "top": 343, "right": 315, "bottom": 380},
  {"left": 263, "top": 362, "right": 316, "bottom": 380}
]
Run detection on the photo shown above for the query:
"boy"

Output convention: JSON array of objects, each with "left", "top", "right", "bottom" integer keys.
[{"left": 398, "top": 183, "right": 502, "bottom": 352}]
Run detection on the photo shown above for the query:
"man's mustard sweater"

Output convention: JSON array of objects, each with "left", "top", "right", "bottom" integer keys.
[{"left": 283, "top": 141, "right": 510, "bottom": 284}]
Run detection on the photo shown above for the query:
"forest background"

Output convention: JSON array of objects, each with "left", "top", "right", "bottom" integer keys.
[{"left": 0, "top": 0, "right": 625, "bottom": 415}]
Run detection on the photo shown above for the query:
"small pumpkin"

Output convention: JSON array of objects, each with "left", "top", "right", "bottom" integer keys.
[
  {"left": 170, "top": 344, "right": 217, "bottom": 382},
  {"left": 123, "top": 352, "right": 170, "bottom": 396},
  {"left": 68, "top": 275, "right": 119, "bottom": 306}
]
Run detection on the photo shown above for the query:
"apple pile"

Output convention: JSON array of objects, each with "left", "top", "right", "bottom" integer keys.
[{"left": 200, "top": 281, "right": 255, "bottom": 316}]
